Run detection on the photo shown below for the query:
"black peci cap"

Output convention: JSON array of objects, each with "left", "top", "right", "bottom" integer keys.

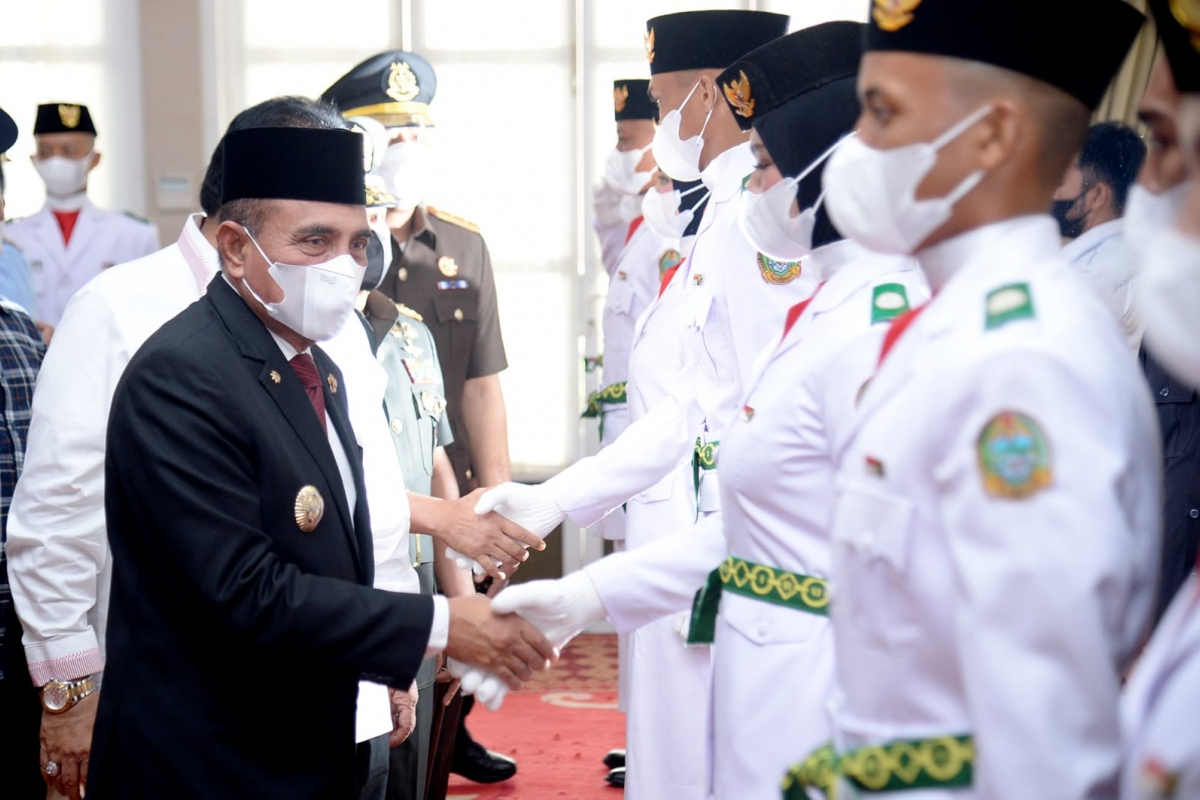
[
  {"left": 719, "top": 22, "right": 862, "bottom": 133},
  {"left": 863, "top": 0, "right": 1145, "bottom": 110},
  {"left": 34, "top": 103, "right": 97, "bottom": 136},
  {"left": 1148, "top": 0, "right": 1200, "bottom": 93},
  {"left": 613, "top": 79, "right": 656, "bottom": 122},
  {"left": 322, "top": 51, "right": 437, "bottom": 127},
  {"left": 644, "top": 11, "right": 789, "bottom": 76},
  {"left": 0, "top": 106, "right": 17, "bottom": 153},
  {"left": 221, "top": 127, "right": 366, "bottom": 206}
]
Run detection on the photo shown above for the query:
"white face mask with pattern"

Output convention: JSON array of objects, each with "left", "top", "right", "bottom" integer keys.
[{"left": 242, "top": 229, "right": 366, "bottom": 343}]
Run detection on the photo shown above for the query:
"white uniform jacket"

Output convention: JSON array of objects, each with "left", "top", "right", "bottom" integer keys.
[
  {"left": 829, "top": 216, "right": 1161, "bottom": 799},
  {"left": 1120, "top": 575, "right": 1200, "bottom": 800},
  {"left": 1062, "top": 218, "right": 1142, "bottom": 353},
  {"left": 8, "top": 215, "right": 215, "bottom": 685},
  {"left": 6, "top": 199, "right": 160, "bottom": 326},
  {"left": 594, "top": 218, "right": 682, "bottom": 542},
  {"left": 548, "top": 142, "right": 813, "bottom": 526}
]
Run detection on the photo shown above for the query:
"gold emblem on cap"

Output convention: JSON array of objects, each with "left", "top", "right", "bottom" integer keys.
[
  {"left": 722, "top": 70, "right": 755, "bottom": 119},
  {"left": 613, "top": 84, "right": 629, "bottom": 113},
  {"left": 327, "top": 374, "right": 338, "bottom": 394},
  {"left": 294, "top": 485, "right": 324, "bottom": 532},
  {"left": 438, "top": 256, "right": 459, "bottom": 277},
  {"left": 644, "top": 28, "right": 656, "bottom": 64},
  {"left": 873, "top": 0, "right": 922, "bottom": 32},
  {"left": 269, "top": 370, "right": 281, "bottom": 384},
  {"left": 58, "top": 104, "right": 81, "bottom": 129},
  {"left": 1170, "top": 0, "right": 1200, "bottom": 51},
  {"left": 387, "top": 61, "right": 421, "bottom": 103}
]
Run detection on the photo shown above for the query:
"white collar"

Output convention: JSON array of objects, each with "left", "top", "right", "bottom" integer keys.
[
  {"left": 1060, "top": 218, "right": 1124, "bottom": 264},
  {"left": 806, "top": 239, "right": 862, "bottom": 282},
  {"left": 700, "top": 141, "right": 755, "bottom": 201},
  {"left": 179, "top": 213, "right": 220, "bottom": 291},
  {"left": 918, "top": 215, "right": 1059, "bottom": 294}
]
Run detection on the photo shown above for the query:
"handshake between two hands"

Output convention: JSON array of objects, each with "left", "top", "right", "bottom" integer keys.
[{"left": 441, "top": 483, "right": 606, "bottom": 711}]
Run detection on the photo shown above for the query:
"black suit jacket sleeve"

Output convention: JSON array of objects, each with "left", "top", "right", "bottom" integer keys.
[{"left": 107, "top": 335, "right": 432, "bottom": 687}]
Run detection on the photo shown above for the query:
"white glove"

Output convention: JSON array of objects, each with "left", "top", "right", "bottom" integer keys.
[
  {"left": 491, "top": 571, "right": 607, "bottom": 650},
  {"left": 474, "top": 482, "right": 566, "bottom": 540},
  {"left": 446, "top": 658, "right": 509, "bottom": 711}
]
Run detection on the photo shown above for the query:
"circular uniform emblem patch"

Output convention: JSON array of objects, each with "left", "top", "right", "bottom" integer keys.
[
  {"left": 977, "top": 411, "right": 1053, "bottom": 499},
  {"left": 659, "top": 249, "right": 683, "bottom": 277},
  {"left": 757, "top": 253, "right": 802, "bottom": 285}
]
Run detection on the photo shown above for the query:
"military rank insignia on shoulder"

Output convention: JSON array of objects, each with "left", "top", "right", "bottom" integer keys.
[
  {"left": 122, "top": 210, "right": 152, "bottom": 226},
  {"left": 395, "top": 303, "right": 424, "bottom": 322},
  {"left": 427, "top": 206, "right": 480, "bottom": 234},
  {"left": 985, "top": 283, "right": 1035, "bottom": 330},
  {"left": 871, "top": 283, "right": 910, "bottom": 325},
  {"left": 977, "top": 411, "right": 1052, "bottom": 499},
  {"left": 757, "top": 253, "right": 802, "bottom": 285}
]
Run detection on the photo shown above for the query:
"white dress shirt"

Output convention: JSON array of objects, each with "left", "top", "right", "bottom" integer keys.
[
  {"left": 1061, "top": 218, "right": 1143, "bottom": 352},
  {"left": 9, "top": 214, "right": 217, "bottom": 685}
]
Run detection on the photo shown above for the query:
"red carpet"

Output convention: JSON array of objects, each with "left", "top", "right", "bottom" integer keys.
[{"left": 447, "top": 634, "right": 625, "bottom": 799}]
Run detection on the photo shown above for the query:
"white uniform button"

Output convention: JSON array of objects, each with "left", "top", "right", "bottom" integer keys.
[{"left": 391, "top": 419, "right": 403, "bottom": 434}]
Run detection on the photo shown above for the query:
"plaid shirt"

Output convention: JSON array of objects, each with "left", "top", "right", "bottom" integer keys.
[{"left": 0, "top": 303, "right": 44, "bottom": 680}]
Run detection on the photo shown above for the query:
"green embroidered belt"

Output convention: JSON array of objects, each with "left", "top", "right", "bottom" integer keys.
[
  {"left": 692, "top": 436, "right": 719, "bottom": 498},
  {"left": 581, "top": 382, "right": 628, "bottom": 419},
  {"left": 686, "top": 555, "right": 829, "bottom": 645},
  {"left": 782, "top": 735, "right": 974, "bottom": 798}
]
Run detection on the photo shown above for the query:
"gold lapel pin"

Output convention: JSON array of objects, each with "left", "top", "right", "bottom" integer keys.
[
  {"left": 269, "top": 370, "right": 281, "bottom": 384},
  {"left": 294, "top": 485, "right": 324, "bottom": 532},
  {"left": 327, "top": 374, "right": 338, "bottom": 394}
]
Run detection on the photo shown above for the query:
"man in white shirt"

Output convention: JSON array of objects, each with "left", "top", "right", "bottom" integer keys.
[{"left": 1052, "top": 121, "right": 1148, "bottom": 351}]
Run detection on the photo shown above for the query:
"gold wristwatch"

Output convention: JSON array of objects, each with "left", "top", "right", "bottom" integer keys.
[{"left": 41, "top": 675, "right": 98, "bottom": 714}]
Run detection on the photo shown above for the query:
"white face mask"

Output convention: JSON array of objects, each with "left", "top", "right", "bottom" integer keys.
[
  {"left": 1138, "top": 219, "right": 1200, "bottom": 390},
  {"left": 603, "top": 144, "right": 654, "bottom": 195},
  {"left": 1124, "top": 182, "right": 1188, "bottom": 257},
  {"left": 651, "top": 82, "right": 714, "bottom": 182},
  {"left": 641, "top": 183, "right": 708, "bottom": 239},
  {"left": 736, "top": 137, "right": 847, "bottom": 262},
  {"left": 824, "top": 105, "right": 993, "bottom": 256},
  {"left": 374, "top": 139, "right": 433, "bottom": 209},
  {"left": 594, "top": 183, "right": 644, "bottom": 228},
  {"left": 243, "top": 230, "right": 367, "bottom": 343},
  {"left": 35, "top": 153, "right": 92, "bottom": 201}
]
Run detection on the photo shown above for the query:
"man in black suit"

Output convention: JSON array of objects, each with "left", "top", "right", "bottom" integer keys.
[{"left": 87, "top": 125, "right": 554, "bottom": 800}]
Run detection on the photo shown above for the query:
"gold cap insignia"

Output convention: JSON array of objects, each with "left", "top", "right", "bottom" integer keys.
[
  {"left": 438, "top": 256, "right": 459, "bottom": 277},
  {"left": 387, "top": 61, "right": 421, "bottom": 103},
  {"left": 269, "top": 370, "right": 281, "bottom": 384},
  {"left": 294, "top": 485, "right": 325, "bottom": 532},
  {"left": 58, "top": 104, "right": 81, "bottom": 129},
  {"left": 722, "top": 70, "right": 755, "bottom": 119},
  {"left": 1170, "top": 0, "right": 1200, "bottom": 51},
  {"left": 614, "top": 84, "right": 629, "bottom": 113},
  {"left": 644, "top": 28, "right": 656, "bottom": 64},
  {"left": 873, "top": 0, "right": 922, "bottom": 33},
  {"left": 327, "top": 374, "right": 338, "bottom": 394}
]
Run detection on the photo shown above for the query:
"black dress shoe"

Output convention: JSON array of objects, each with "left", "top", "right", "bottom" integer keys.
[
  {"left": 605, "top": 767, "right": 625, "bottom": 788},
  {"left": 451, "top": 741, "right": 517, "bottom": 784},
  {"left": 603, "top": 749, "right": 626, "bottom": 769}
]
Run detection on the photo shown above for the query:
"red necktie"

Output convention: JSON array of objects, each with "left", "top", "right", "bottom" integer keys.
[
  {"left": 877, "top": 305, "right": 928, "bottom": 367},
  {"left": 289, "top": 354, "right": 327, "bottom": 433},
  {"left": 781, "top": 281, "right": 827, "bottom": 342}
]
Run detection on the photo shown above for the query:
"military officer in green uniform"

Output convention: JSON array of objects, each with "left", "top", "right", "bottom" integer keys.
[{"left": 355, "top": 177, "right": 472, "bottom": 800}]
